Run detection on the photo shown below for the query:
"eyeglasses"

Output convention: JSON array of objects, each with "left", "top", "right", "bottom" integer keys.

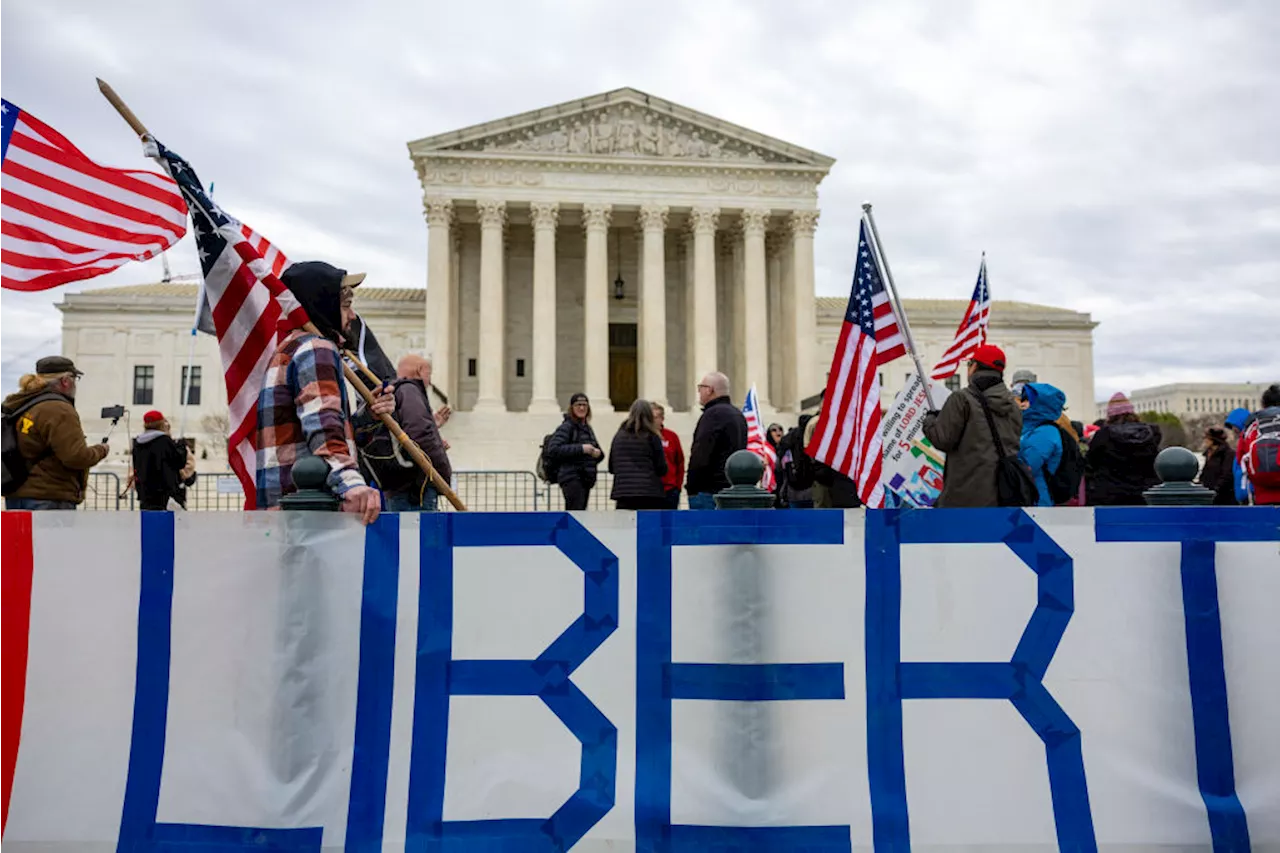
[{"left": 696, "top": 384, "right": 712, "bottom": 391}]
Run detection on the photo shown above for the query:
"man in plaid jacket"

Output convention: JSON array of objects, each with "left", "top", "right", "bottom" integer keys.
[{"left": 256, "top": 261, "right": 392, "bottom": 522}]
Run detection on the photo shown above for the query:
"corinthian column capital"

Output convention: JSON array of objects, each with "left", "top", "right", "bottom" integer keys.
[
  {"left": 477, "top": 199, "right": 507, "bottom": 229},
  {"left": 530, "top": 201, "right": 560, "bottom": 230},
  {"left": 423, "top": 195, "right": 454, "bottom": 227},
  {"left": 638, "top": 204, "right": 670, "bottom": 232},
  {"left": 741, "top": 207, "right": 770, "bottom": 236},
  {"left": 788, "top": 209, "right": 820, "bottom": 237},
  {"left": 689, "top": 206, "right": 720, "bottom": 236},
  {"left": 582, "top": 202, "right": 612, "bottom": 232}
]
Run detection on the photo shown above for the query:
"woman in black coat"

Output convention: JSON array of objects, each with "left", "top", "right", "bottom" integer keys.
[
  {"left": 1085, "top": 410, "right": 1162, "bottom": 506},
  {"left": 608, "top": 399, "right": 668, "bottom": 510},
  {"left": 546, "top": 392, "right": 603, "bottom": 511},
  {"left": 1199, "top": 427, "right": 1238, "bottom": 505}
]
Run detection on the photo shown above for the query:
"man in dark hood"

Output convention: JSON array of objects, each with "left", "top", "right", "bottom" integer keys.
[{"left": 255, "top": 261, "right": 388, "bottom": 522}]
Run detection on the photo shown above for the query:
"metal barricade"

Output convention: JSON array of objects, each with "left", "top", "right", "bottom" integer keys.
[
  {"left": 445, "top": 470, "right": 544, "bottom": 512},
  {"left": 82, "top": 471, "right": 129, "bottom": 511},
  {"left": 535, "top": 473, "right": 616, "bottom": 512},
  {"left": 183, "top": 472, "right": 248, "bottom": 511}
]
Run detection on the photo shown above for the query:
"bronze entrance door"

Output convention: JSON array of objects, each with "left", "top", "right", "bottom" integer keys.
[{"left": 608, "top": 323, "right": 637, "bottom": 411}]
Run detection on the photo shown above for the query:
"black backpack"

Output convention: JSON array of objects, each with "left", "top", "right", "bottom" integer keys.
[
  {"left": 2, "top": 393, "right": 62, "bottom": 497},
  {"left": 969, "top": 390, "right": 1039, "bottom": 507},
  {"left": 536, "top": 432, "right": 561, "bottom": 483},
  {"left": 1045, "top": 426, "right": 1085, "bottom": 505}
]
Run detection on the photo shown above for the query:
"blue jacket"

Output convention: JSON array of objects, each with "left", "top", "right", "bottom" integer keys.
[
  {"left": 1017, "top": 383, "right": 1066, "bottom": 507},
  {"left": 1226, "top": 408, "right": 1252, "bottom": 503}
]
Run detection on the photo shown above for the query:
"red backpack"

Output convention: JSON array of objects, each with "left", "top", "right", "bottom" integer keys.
[{"left": 1245, "top": 412, "right": 1280, "bottom": 488}]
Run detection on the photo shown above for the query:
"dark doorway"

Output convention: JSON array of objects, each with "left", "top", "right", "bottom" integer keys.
[{"left": 609, "top": 323, "right": 637, "bottom": 411}]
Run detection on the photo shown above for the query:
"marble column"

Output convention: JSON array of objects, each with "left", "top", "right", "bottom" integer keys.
[
  {"left": 742, "top": 208, "right": 770, "bottom": 405},
  {"left": 423, "top": 196, "right": 453, "bottom": 399},
  {"left": 474, "top": 199, "right": 507, "bottom": 412},
  {"left": 448, "top": 231, "right": 461, "bottom": 404},
  {"left": 582, "top": 203, "right": 613, "bottom": 408},
  {"left": 638, "top": 204, "right": 669, "bottom": 404},
  {"left": 529, "top": 202, "right": 560, "bottom": 413},
  {"left": 730, "top": 222, "right": 746, "bottom": 392},
  {"left": 689, "top": 207, "right": 719, "bottom": 383},
  {"left": 766, "top": 231, "right": 785, "bottom": 409},
  {"left": 682, "top": 224, "right": 697, "bottom": 410},
  {"left": 788, "top": 210, "right": 820, "bottom": 409}
]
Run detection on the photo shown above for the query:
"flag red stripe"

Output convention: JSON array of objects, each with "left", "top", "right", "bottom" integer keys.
[
  {"left": 223, "top": 302, "right": 282, "bottom": 402},
  {"left": 2, "top": 159, "right": 185, "bottom": 237},
  {"left": 0, "top": 218, "right": 142, "bottom": 260},
  {"left": 1, "top": 191, "right": 168, "bottom": 248},
  {"left": 0, "top": 261, "right": 126, "bottom": 292},
  {"left": 1, "top": 512, "right": 34, "bottom": 833}
]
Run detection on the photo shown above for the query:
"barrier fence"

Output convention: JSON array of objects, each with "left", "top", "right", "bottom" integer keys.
[{"left": 85, "top": 470, "right": 619, "bottom": 512}]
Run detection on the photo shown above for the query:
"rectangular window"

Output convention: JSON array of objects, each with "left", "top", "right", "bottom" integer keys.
[
  {"left": 945, "top": 374, "right": 961, "bottom": 392},
  {"left": 181, "top": 366, "right": 202, "bottom": 406},
  {"left": 133, "top": 365, "right": 155, "bottom": 406},
  {"left": 516, "top": 358, "right": 525, "bottom": 378},
  {"left": 467, "top": 358, "right": 477, "bottom": 378}
]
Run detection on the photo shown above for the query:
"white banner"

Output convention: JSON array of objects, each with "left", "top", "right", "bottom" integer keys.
[
  {"left": 2, "top": 508, "right": 1279, "bottom": 851},
  {"left": 881, "top": 374, "right": 949, "bottom": 508}
]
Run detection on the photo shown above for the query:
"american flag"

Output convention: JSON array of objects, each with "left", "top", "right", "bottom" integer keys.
[
  {"left": 742, "top": 384, "right": 776, "bottom": 491},
  {"left": 805, "top": 221, "right": 896, "bottom": 507},
  {"left": 930, "top": 257, "right": 990, "bottom": 380},
  {"left": 150, "top": 140, "right": 308, "bottom": 507},
  {"left": 0, "top": 99, "right": 187, "bottom": 291}
]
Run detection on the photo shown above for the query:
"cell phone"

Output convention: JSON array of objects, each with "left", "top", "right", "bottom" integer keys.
[{"left": 101, "top": 405, "right": 126, "bottom": 420}]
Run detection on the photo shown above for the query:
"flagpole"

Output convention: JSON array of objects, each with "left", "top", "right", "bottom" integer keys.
[
  {"left": 96, "top": 77, "right": 468, "bottom": 511},
  {"left": 175, "top": 280, "right": 204, "bottom": 439},
  {"left": 861, "top": 202, "right": 939, "bottom": 411}
]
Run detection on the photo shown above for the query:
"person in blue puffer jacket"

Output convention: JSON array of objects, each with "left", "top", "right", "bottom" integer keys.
[
  {"left": 1225, "top": 407, "right": 1251, "bottom": 504},
  {"left": 1017, "top": 382, "right": 1066, "bottom": 507}
]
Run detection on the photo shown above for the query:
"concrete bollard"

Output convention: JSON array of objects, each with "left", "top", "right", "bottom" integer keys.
[
  {"left": 714, "top": 450, "right": 775, "bottom": 509},
  {"left": 278, "top": 455, "right": 341, "bottom": 511},
  {"left": 1143, "top": 446, "right": 1215, "bottom": 506}
]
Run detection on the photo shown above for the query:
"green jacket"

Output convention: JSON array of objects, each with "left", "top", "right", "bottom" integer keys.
[
  {"left": 2, "top": 387, "right": 109, "bottom": 503},
  {"left": 921, "top": 370, "right": 1022, "bottom": 508}
]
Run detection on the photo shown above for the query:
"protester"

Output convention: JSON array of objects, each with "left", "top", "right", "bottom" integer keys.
[
  {"left": 354, "top": 354, "right": 453, "bottom": 512},
  {"left": 686, "top": 372, "right": 747, "bottom": 510},
  {"left": 1199, "top": 427, "right": 1237, "bottom": 506},
  {"left": 1236, "top": 383, "right": 1280, "bottom": 506},
  {"left": 922, "top": 344, "right": 1022, "bottom": 508},
  {"left": 775, "top": 415, "right": 816, "bottom": 508},
  {"left": 1011, "top": 369, "right": 1037, "bottom": 403},
  {"left": 2, "top": 357, "right": 109, "bottom": 510},
  {"left": 1084, "top": 393, "right": 1161, "bottom": 506},
  {"left": 767, "top": 423, "right": 784, "bottom": 451},
  {"left": 802, "top": 405, "right": 862, "bottom": 507},
  {"left": 545, "top": 392, "right": 603, "bottom": 511},
  {"left": 131, "top": 410, "right": 197, "bottom": 510},
  {"left": 1225, "top": 407, "right": 1252, "bottom": 504},
  {"left": 255, "top": 262, "right": 389, "bottom": 523},
  {"left": 607, "top": 399, "right": 668, "bottom": 510},
  {"left": 1016, "top": 383, "right": 1066, "bottom": 508},
  {"left": 651, "top": 402, "right": 685, "bottom": 509}
]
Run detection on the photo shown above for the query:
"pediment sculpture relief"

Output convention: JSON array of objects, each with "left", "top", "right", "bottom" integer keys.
[{"left": 446, "top": 106, "right": 797, "bottom": 163}]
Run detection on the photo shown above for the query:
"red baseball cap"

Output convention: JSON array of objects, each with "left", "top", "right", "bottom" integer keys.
[
  {"left": 143, "top": 410, "right": 166, "bottom": 426},
  {"left": 970, "top": 344, "right": 1007, "bottom": 372}
]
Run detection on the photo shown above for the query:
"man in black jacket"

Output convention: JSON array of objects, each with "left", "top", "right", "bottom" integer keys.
[
  {"left": 685, "top": 372, "right": 747, "bottom": 509},
  {"left": 131, "top": 410, "right": 196, "bottom": 511},
  {"left": 354, "top": 354, "right": 453, "bottom": 511}
]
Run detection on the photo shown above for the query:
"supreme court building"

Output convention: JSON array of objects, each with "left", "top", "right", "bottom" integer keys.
[
  {"left": 57, "top": 88, "right": 1098, "bottom": 474},
  {"left": 410, "top": 87, "right": 829, "bottom": 417}
]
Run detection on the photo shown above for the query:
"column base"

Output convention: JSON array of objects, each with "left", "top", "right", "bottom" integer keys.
[
  {"left": 526, "top": 398, "right": 562, "bottom": 415},
  {"left": 470, "top": 397, "right": 508, "bottom": 413}
]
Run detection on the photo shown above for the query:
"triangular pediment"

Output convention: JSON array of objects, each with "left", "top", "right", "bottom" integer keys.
[{"left": 408, "top": 88, "right": 834, "bottom": 168}]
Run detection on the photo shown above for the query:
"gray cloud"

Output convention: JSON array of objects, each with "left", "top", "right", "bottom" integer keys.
[{"left": 3, "top": 0, "right": 1278, "bottom": 399}]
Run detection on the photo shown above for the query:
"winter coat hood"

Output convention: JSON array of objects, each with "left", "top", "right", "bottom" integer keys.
[
  {"left": 1020, "top": 383, "right": 1066, "bottom": 432},
  {"left": 134, "top": 429, "right": 167, "bottom": 445},
  {"left": 3, "top": 386, "right": 73, "bottom": 412},
  {"left": 1225, "top": 407, "right": 1251, "bottom": 431},
  {"left": 1107, "top": 421, "right": 1161, "bottom": 448},
  {"left": 281, "top": 261, "right": 347, "bottom": 343}
]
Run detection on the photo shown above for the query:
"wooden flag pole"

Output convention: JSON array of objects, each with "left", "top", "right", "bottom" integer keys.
[
  {"left": 96, "top": 77, "right": 466, "bottom": 511},
  {"left": 860, "top": 202, "right": 939, "bottom": 411}
]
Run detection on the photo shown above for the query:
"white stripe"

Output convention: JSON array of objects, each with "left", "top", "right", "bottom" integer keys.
[
  {"left": 0, "top": 257, "right": 128, "bottom": 283},
  {"left": 4, "top": 142, "right": 186, "bottom": 226},
  {"left": 815, "top": 330, "right": 856, "bottom": 461},
  {"left": 0, "top": 174, "right": 181, "bottom": 241},
  {"left": 833, "top": 339, "right": 875, "bottom": 470},
  {"left": 0, "top": 203, "right": 172, "bottom": 254},
  {"left": 0, "top": 233, "right": 138, "bottom": 266}
]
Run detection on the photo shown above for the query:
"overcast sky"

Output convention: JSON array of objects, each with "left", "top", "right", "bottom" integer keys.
[{"left": 3, "top": 0, "right": 1278, "bottom": 400}]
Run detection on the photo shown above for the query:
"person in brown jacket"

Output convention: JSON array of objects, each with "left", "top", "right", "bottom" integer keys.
[
  {"left": 921, "top": 344, "right": 1022, "bottom": 508},
  {"left": 2, "top": 357, "right": 109, "bottom": 510}
]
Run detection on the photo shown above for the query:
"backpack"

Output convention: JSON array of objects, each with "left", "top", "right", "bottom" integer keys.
[
  {"left": 1045, "top": 426, "right": 1085, "bottom": 505},
  {"left": 536, "top": 432, "right": 561, "bottom": 483},
  {"left": 1245, "top": 412, "right": 1280, "bottom": 488},
  {"left": 969, "top": 390, "right": 1039, "bottom": 507},
  {"left": 2, "top": 393, "right": 63, "bottom": 497},
  {"left": 780, "top": 427, "right": 816, "bottom": 491}
]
